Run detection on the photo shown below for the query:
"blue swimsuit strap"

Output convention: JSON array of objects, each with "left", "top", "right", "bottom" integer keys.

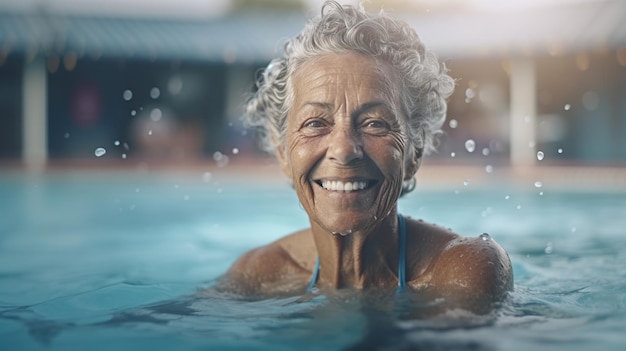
[{"left": 307, "top": 214, "right": 407, "bottom": 292}]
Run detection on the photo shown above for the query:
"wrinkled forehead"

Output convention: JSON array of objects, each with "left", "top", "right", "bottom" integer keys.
[{"left": 290, "top": 53, "right": 400, "bottom": 109}]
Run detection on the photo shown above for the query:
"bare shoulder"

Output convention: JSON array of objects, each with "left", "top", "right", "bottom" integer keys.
[
  {"left": 214, "top": 230, "right": 315, "bottom": 297},
  {"left": 428, "top": 232, "right": 514, "bottom": 312}
]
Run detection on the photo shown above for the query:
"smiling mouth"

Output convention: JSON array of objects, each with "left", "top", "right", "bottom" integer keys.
[{"left": 315, "top": 179, "right": 377, "bottom": 193}]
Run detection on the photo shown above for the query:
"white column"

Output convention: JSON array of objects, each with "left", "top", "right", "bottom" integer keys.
[
  {"left": 22, "top": 57, "right": 48, "bottom": 171},
  {"left": 509, "top": 58, "right": 537, "bottom": 167}
]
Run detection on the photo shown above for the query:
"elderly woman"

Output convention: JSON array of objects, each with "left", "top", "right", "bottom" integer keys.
[{"left": 217, "top": 1, "right": 512, "bottom": 314}]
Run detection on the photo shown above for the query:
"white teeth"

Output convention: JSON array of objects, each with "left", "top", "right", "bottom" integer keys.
[{"left": 320, "top": 180, "right": 368, "bottom": 192}]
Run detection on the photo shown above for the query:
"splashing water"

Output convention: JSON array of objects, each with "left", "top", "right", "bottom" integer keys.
[
  {"left": 213, "top": 152, "right": 229, "bottom": 168},
  {"left": 94, "top": 147, "right": 106, "bottom": 157},
  {"left": 150, "top": 108, "right": 162, "bottom": 122},
  {"left": 464, "top": 139, "right": 476, "bottom": 153},
  {"left": 150, "top": 87, "right": 160, "bottom": 99},
  {"left": 465, "top": 88, "right": 476, "bottom": 103},
  {"left": 536, "top": 151, "right": 545, "bottom": 161}
]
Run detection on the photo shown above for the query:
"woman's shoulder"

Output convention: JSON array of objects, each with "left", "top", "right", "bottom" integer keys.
[
  {"left": 406, "top": 217, "right": 513, "bottom": 313},
  {"left": 214, "top": 229, "right": 315, "bottom": 296}
]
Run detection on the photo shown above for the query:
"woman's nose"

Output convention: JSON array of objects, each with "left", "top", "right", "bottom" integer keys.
[{"left": 326, "top": 125, "right": 363, "bottom": 165}]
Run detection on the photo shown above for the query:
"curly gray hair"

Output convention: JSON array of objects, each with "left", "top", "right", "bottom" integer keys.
[{"left": 245, "top": 0, "right": 454, "bottom": 162}]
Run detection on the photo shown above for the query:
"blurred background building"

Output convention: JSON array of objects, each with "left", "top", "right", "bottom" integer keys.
[{"left": 0, "top": 0, "right": 625, "bottom": 173}]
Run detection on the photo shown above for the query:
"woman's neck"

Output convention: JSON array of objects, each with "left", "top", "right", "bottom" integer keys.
[{"left": 310, "top": 210, "right": 400, "bottom": 289}]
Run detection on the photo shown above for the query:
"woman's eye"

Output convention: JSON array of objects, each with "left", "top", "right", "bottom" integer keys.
[
  {"left": 362, "top": 120, "right": 390, "bottom": 133},
  {"left": 304, "top": 120, "right": 326, "bottom": 128}
]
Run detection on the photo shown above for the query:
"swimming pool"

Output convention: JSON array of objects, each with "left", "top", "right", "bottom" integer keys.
[{"left": 1, "top": 169, "right": 625, "bottom": 350}]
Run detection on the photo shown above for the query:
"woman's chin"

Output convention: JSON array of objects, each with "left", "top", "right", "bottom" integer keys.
[{"left": 317, "top": 215, "right": 378, "bottom": 236}]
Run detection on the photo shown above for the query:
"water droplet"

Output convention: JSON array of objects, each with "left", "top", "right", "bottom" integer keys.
[
  {"left": 123, "top": 89, "right": 133, "bottom": 101},
  {"left": 464, "top": 139, "right": 476, "bottom": 153},
  {"left": 534, "top": 181, "right": 543, "bottom": 188},
  {"left": 213, "top": 151, "right": 229, "bottom": 168},
  {"left": 232, "top": 148, "right": 239, "bottom": 155},
  {"left": 485, "top": 165, "right": 493, "bottom": 173},
  {"left": 539, "top": 191, "right": 544, "bottom": 196},
  {"left": 130, "top": 110, "right": 137, "bottom": 116},
  {"left": 150, "top": 108, "right": 162, "bottom": 121},
  {"left": 479, "top": 233, "right": 491, "bottom": 241},
  {"left": 465, "top": 88, "right": 476, "bottom": 99},
  {"left": 463, "top": 179, "right": 470, "bottom": 186},
  {"left": 482, "top": 147, "right": 490, "bottom": 156},
  {"left": 557, "top": 148, "right": 563, "bottom": 154},
  {"left": 202, "top": 172, "right": 212, "bottom": 183},
  {"left": 122, "top": 153, "right": 127, "bottom": 159},
  {"left": 150, "top": 87, "right": 160, "bottom": 99},
  {"left": 64, "top": 132, "right": 70, "bottom": 139},
  {"left": 564, "top": 103, "right": 571, "bottom": 111},
  {"left": 516, "top": 205, "right": 522, "bottom": 210},
  {"left": 123, "top": 142, "right": 130, "bottom": 151},
  {"left": 481, "top": 208, "right": 493, "bottom": 218},
  {"left": 148, "top": 130, "right": 153, "bottom": 136},
  {"left": 536, "top": 151, "right": 545, "bottom": 161},
  {"left": 544, "top": 242, "right": 553, "bottom": 254},
  {"left": 448, "top": 119, "right": 458, "bottom": 129},
  {"left": 114, "top": 140, "right": 120, "bottom": 146},
  {"left": 94, "top": 147, "right": 106, "bottom": 157},
  {"left": 450, "top": 152, "right": 456, "bottom": 158},
  {"left": 505, "top": 195, "right": 510, "bottom": 200}
]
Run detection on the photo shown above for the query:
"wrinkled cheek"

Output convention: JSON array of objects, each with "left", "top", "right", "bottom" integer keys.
[
  {"left": 294, "top": 176, "right": 315, "bottom": 212},
  {"left": 374, "top": 146, "right": 405, "bottom": 216},
  {"left": 376, "top": 174, "right": 403, "bottom": 218}
]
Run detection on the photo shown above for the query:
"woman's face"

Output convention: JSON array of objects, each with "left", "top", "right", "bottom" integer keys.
[{"left": 278, "top": 53, "right": 417, "bottom": 235}]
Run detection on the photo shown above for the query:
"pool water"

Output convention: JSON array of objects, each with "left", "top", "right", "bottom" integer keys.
[{"left": 0, "top": 170, "right": 625, "bottom": 350}]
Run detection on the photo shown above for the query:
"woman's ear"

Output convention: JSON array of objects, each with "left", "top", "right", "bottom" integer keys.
[{"left": 404, "top": 146, "right": 422, "bottom": 180}]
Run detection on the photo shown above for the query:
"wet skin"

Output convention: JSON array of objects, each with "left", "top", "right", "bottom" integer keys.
[{"left": 215, "top": 53, "right": 513, "bottom": 315}]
